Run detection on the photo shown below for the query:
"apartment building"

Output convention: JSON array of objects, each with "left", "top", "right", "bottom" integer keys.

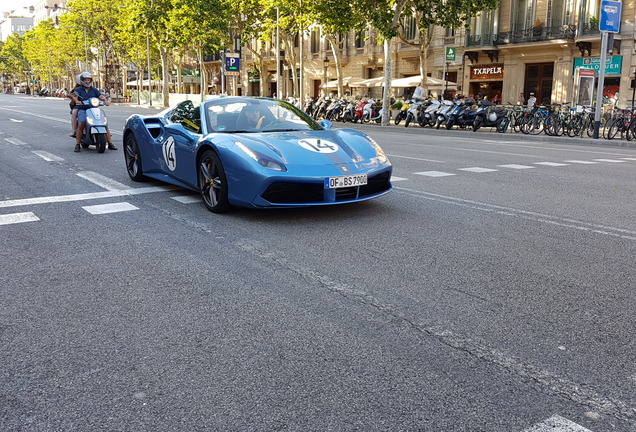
[{"left": 222, "top": 0, "right": 634, "bottom": 108}]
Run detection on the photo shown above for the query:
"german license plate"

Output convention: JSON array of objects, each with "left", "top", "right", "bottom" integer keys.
[{"left": 324, "top": 174, "right": 368, "bottom": 189}]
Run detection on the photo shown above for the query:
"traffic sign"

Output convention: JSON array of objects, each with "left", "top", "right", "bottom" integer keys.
[
  {"left": 225, "top": 52, "right": 240, "bottom": 75},
  {"left": 600, "top": 0, "right": 621, "bottom": 33},
  {"left": 445, "top": 47, "right": 456, "bottom": 62}
]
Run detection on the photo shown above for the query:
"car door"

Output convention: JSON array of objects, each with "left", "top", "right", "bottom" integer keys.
[{"left": 154, "top": 100, "right": 202, "bottom": 188}]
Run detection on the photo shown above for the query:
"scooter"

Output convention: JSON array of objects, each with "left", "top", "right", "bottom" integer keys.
[
  {"left": 394, "top": 99, "right": 411, "bottom": 125},
  {"left": 419, "top": 99, "right": 441, "bottom": 127},
  {"left": 472, "top": 99, "right": 506, "bottom": 132},
  {"left": 78, "top": 97, "right": 110, "bottom": 153}
]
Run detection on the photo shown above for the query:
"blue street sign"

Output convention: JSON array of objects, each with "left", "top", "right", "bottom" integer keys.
[
  {"left": 225, "top": 53, "right": 240, "bottom": 75},
  {"left": 599, "top": 0, "right": 622, "bottom": 33}
]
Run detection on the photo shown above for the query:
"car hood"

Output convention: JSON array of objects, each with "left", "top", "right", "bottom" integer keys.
[{"left": 227, "top": 129, "right": 385, "bottom": 169}]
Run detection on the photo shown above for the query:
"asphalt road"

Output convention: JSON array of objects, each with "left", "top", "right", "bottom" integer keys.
[{"left": 1, "top": 94, "right": 636, "bottom": 431}]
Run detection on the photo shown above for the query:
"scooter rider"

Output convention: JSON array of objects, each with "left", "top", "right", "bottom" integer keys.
[{"left": 69, "top": 72, "right": 117, "bottom": 152}]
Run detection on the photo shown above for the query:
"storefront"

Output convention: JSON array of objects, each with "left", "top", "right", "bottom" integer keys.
[
  {"left": 573, "top": 55, "right": 622, "bottom": 105},
  {"left": 468, "top": 64, "right": 504, "bottom": 102}
]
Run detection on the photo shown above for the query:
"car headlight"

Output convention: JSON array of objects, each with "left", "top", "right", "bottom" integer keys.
[
  {"left": 368, "top": 137, "right": 389, "bottom": 164},
  {"left": 236, "top": 141, "right": 287, "bottom": 172}
]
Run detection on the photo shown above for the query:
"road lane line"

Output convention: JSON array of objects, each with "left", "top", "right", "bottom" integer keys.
[
  {"left": 593, "top": 159, "right": 626, "bottom": 163},
  {"left": 5, "top": 137, "right": 26, "bottom": 146},
  {"left": 498, "top": 164, "right": 535, "bottom": 169},
  {"left": 564, "top": 160, "right": 598, "bottom": 164},
  {"left": 32, "top": 150, "right": 64, "bottom": 162},
  {"left": 458, "top": 167, "right": 498, "bottom": 173},
  {"left": 0, "top": 185, "right": 178, "bottom": 209},
  {"left": 523, "top": 415, "right": 593, "bottom": 432},
  {"left": 0, "top": 212, "right": 39, "bottom": 226},
  {"left": 534, "top": 162, "right": 569, "bottom": 166},
  {"left": 171, "top": 196, "right": 201, "bottom": 204},
  {"left": 396, "top": 187, "right": 636, "bottom": 241},
  {"left": 83, "top": 202, "right": 138, "bottom": 215},
  {"left": 386, "top": 154, "right": 446, "bottom": 163},
  {"left": 76, "top": 171, "right": 131, "bottom": 191}
]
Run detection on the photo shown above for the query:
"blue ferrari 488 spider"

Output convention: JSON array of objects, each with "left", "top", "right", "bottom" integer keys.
[{"left": 122, "top": 97, "right": 392, "bottom": 213}]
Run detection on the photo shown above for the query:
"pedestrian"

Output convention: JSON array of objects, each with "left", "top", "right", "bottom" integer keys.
[{"left": 517, "top": 92, "right": 525, "bottom": 105}]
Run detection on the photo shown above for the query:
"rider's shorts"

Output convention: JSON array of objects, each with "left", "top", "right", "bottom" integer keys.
[{"left": 77, "top": 109, "right": 88, "bottom": 123}]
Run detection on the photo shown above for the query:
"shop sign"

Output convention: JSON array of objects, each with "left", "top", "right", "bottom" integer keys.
[
  {"left": 248, "top": 71, "right": 260, "bottom": 82},
  {"left": 573, "top": 56, "right": 622, "bottom": 75},
  {"left": 470, "top": 64, "right": 504, "bottom": 80}
]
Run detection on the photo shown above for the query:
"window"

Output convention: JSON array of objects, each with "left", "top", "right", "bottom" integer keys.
[
  {"left": 355, "top": 30, "right": 365, "bottom": 48},
  {"left": 401, "top": 16, "right": 417, "bottom": 41},
  {"left": 170, "top": 100, "right": 201, "bottom": 133},
  {"left": 311, "top": 30, "right": 320, "bottom": 53}
]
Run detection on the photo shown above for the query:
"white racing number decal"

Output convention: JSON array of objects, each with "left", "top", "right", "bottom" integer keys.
[
  {"left": 163, "top": 136, "right": 177, "bottom": 171},
  {"left": 298, "top": 138, "right": 339, "bottom": 154}
]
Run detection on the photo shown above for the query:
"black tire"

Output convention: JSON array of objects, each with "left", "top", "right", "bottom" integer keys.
[
  {"left": 96, "top": 133, "right": 107, "bottom": 153},
  {"left": 472, "top": 117, "right": 482, "bottom": 132},
  {"left": 404, "top": 113, "right": 412, "bottom": 128},
  {"left": 198, "top": 149, "right": 232, "bottom": 213},
  {"left": 394, "top": 112, "right": 403, "bottom": 126},
  {"left": 568, "top": 116, "right": 583, "bottom": 137},
  {"left": 445, "top": 118, "right": 455, "bottom": 130},
  {"left": 496, "top": 117, "right": 509, "bottom": 133},
  {"left": 123, "top": 133, "right": 147, "bottom": 182},
  {"left": 606, "top": 119, "right": 621, "bottom": 140}
]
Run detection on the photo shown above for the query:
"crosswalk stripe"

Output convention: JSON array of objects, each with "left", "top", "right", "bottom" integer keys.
[
  {"left": 5, "top": 137, "right": 26, "bottom": 146},
  {"left": 458, "top": 167, "right": 498, "bottom": 173},
  {"left": 390, "top": 176, "right": 409, "bottom": 181},
  {"left": 414, "top": 171, "right": 456, "bottom": 177},
  {"left": 564, "top": 160, "right": 598, "bottom": 164},
  {"left": 0, "top": 212, "right": 39, "bottom": 226},
  {"left": 498, "top": 164, "right": 535, "bottom": 169},
  {"left": 82, "top": 202, "right": 139, "bottom": 215},
  {"left": 534, "top": 162, "right": 569, "bottom": 166},
  {"left": 593, "top": 159, "right": 625, "bottom": 163}
]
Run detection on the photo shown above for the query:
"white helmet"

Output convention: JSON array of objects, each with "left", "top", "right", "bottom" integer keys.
[
  {"left": 488, "top": 112, "right": 497, "bottom": 122},
  {"left": 77, "top": 72, "right": 93, "bottom": 88}
]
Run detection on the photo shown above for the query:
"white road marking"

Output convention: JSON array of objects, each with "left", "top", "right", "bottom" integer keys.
[
  {"left": 564, "top": 160, "right": 598, "bottom": 164},
  {"left": 621, "top": 157, "right": 636, "bottom": 161},
  {"left": 83, "top": 202, "right": 138, "bottom": 215},
  {"left": 0, "top": 212, "right": 39, "bottom": 226},
  {"left": 390, "top": 176, "right": 408, "bottom": 182},
  {"left": 397, "top": 187, "right": 636, "bottom": 241},
  {"left": 458, "top": 167, "right": 498, "bottom": 173},
  {"left": 534, "top": 162, "right": 569, "bottom": 166},
  {"left": 171, "top": 195, "right": 200, "bottom": 204},
  {"left": 415, "top": 171, "right": 456, "bottom": 177},
  {"left": 76, "top": 171, "right": 132, "bottom": 191},
  {"left": 498, "top": 164, "right": 535, "bottom": 169},
  {"left": 5, "top": 137, "right": 26, "bottom": 146},
  {"left": 0, "top": 185, "right": 177, "bottom": 209},
  {"left": 0, "top": 106, "right": 122, "bottom": 135},
  {"left": 10, "top": 118, "right": 23, "bottom": 123},
  {"left": 523, "top": 415, "right": 593, "bottom": 432},
  {"left": 593, "top": 159, "right": 626, "bottom": 163},
  {"left": 387, "top": 154, "right": 446, "bottom": 163},
  {"left": 32, "top": 150, "right": 64, "bottom": 162}
]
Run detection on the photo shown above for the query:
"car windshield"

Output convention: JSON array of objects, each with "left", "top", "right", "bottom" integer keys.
[{"left": 205, "top": 98, "right": 322, "bottom": 133}]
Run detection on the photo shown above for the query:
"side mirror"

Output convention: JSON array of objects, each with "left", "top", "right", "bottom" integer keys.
[{"left": 320, "top": 119, "right": 332, "bottom": 130}]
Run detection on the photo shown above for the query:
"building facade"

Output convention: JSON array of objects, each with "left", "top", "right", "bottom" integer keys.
[{"left": 211, "top": 0, "right": 635, "bottom": 109}]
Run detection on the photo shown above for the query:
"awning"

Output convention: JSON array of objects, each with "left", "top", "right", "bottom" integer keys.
[
  {"left": 320, "top": 76, "right": 353, "bottom": 88},
  {"left": 350, "top": 77, "right": 385, "bottom": 87},
  {"left": 391, "top": 75, "right": 457, "bottom": 90}
]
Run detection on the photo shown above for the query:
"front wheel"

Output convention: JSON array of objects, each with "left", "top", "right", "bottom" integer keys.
[
  {"left": 95, "top": 133, "right": 107, "bottom": 153},
  {"left": 404, "top": 113, "right": 412, "bottom": 128},
  {"left": 472, "top": 117, "right": 482, "bottom": 132},
  {"left": 124, "top": 133, "right": 147, "bottom": 182},
  {"left": 394, "top": 112, "right": 404, "bottom": 126},
  {"left": 198, "top": 149, "right": 232, "bottom": 213}
]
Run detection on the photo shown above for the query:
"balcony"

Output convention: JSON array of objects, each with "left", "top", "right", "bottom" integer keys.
[
  {"left": 495, "top": 25, "right": 576, "bottom": 45},
  {"left": 466, "top": 33, "right": 497, "bottom": 47},
  {"left": 579, "top": 22, "right": 600, "bottom": 36}
]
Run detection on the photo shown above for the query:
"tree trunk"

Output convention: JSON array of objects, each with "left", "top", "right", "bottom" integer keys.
[
  {"left": 381, "top": 38, "right": 392, "bottom": 126},
  {"left": 326, "top": 35, "right": 343, "bottom": 98}
]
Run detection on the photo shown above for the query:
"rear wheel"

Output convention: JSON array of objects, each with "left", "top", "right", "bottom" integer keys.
[
  {"left": 123, "top": 133, "right": 147, "bottom": 182},
  {"left": 472, "top": 117, "right": 482, "bottom": 132},
  {"left": 198, "top": 149, "right": 232, "bottom": 213}
]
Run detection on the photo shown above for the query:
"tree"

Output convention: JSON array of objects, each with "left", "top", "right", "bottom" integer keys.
[
  {"left": 310, "top": 0, "right": 367, "bottom": 98},
  {"left": 398, "top": 0, "right": 498, "bottom": 95}
]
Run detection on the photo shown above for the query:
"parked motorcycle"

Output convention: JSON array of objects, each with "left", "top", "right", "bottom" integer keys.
[
  {"left": 434, "top": 100, "right": 455, "bottom": 129},
  {"left": 361, "top": 99, "right": 383, "bottom": 123},
  {"left": 394, "top": 99, "right": 411, "bottom": 126},
  {"left": 472, "top": 99, "right": 506, "bottom": 132},
  {"left": 78, "top": 97, "right": 110, "bottom": 153},
  {"left": 404, "top": 100, "right": 422, "bottom": 127},
  {"left": 418, "top": 99, "right": 441, "bottom": 127}
]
